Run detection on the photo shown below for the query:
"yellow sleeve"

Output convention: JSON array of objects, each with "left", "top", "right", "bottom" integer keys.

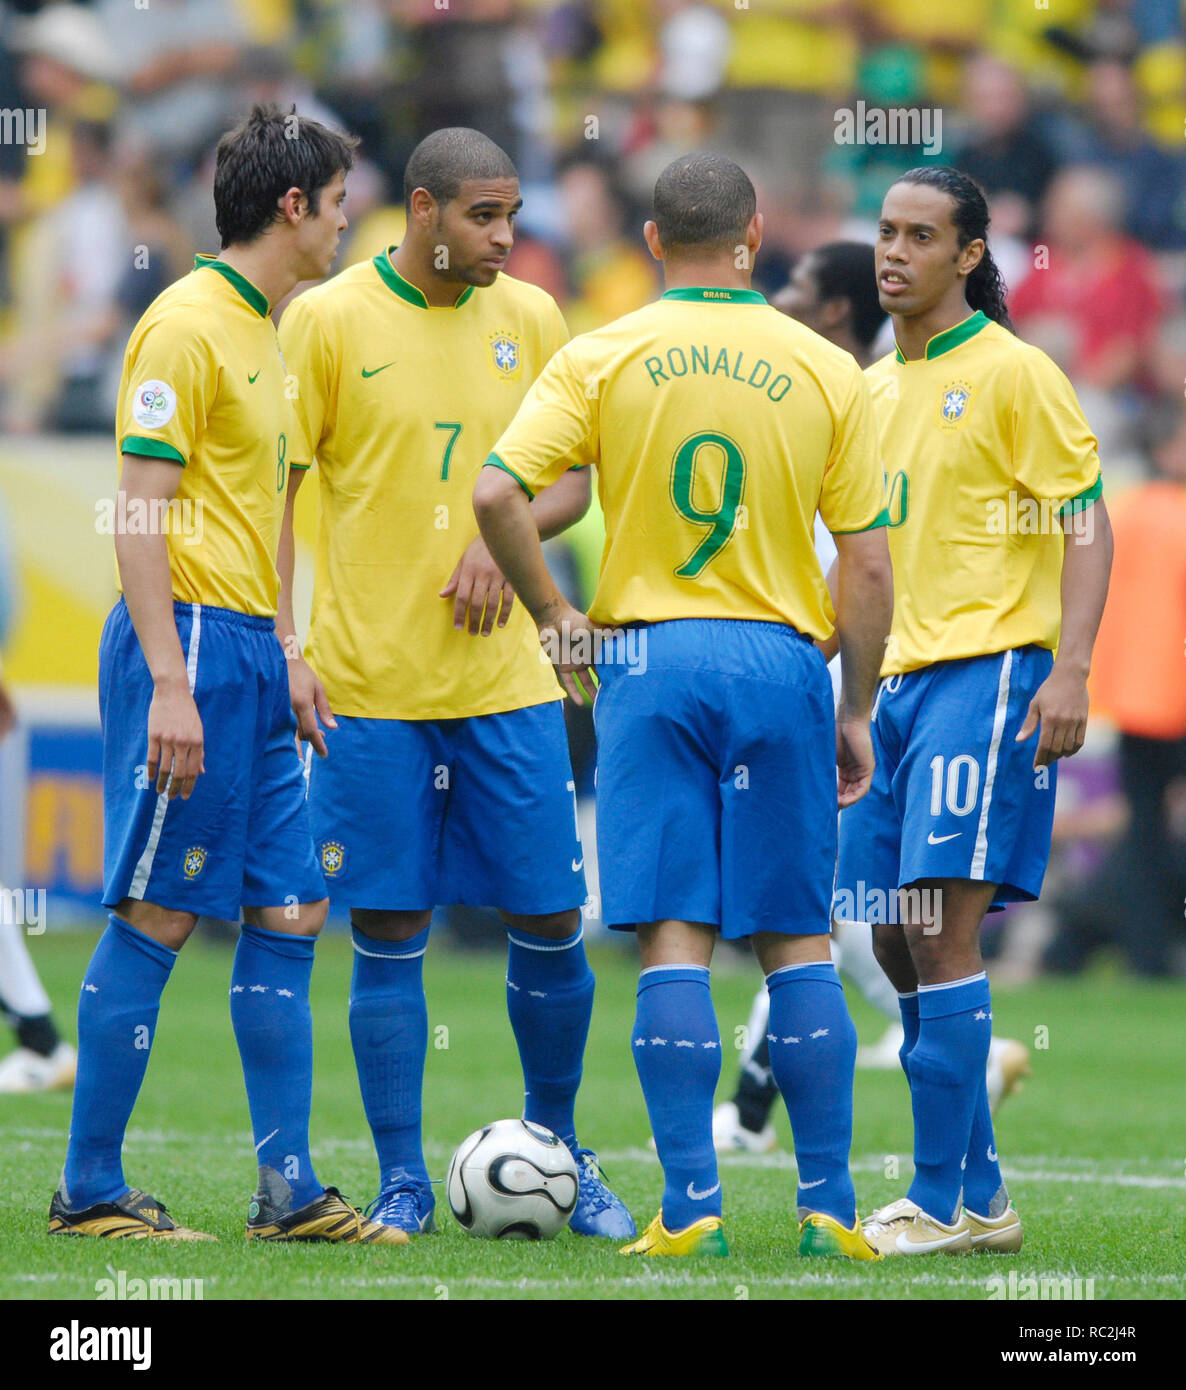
[
  {"left": 1011, "top": 352, "right": 1102, "bottom": 512},
  {"left": 487, "top": 341, "right": 598, "bottom": 499},
  {"left": 278, "top": 294, "right": 334, "bottom": 471},
  {"left": 819, "top": 366, "right": 889, "bottom": 534},
  {"left": 119, "top": 309, "right": 218, "bottom": 467}
]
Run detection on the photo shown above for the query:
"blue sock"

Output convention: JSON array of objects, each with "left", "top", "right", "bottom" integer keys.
[
  {"left": 230, "top": 923, "right": 321, "bottom": 1211},
  {"left": 965, "top": 1027, "right": 1007, "bottom": 1216},
  {"left": 506, "top": 926, "right": 594, "bottom": 1150},
  {"left": 349, "top": 923, "right": 430, "bottom": 1192},
  {"left": 898, "top": 991, "right": 920, "bottom": 1082},
  {"left": 765, "top": 962, "right": 858, "bottom": 1227},
  {"left": 61, "top": 914, "right": 177, "bottom": 1208},
  {"left": 906, "top": 972, "right": 992, "bottom": 1225},
  {"left": 631, "top": 964, "right": 721, "bottom": 1231}
]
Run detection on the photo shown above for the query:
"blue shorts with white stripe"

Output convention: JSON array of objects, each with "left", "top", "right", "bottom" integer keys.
[
  {"left": 833, "top": 645, "right": 1056, "bottom": 919},
  {"left": 99, "top": 597, "right": 326, "bottom": 920}
]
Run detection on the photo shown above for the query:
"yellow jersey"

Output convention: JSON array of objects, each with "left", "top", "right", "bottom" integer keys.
[
  {"left": 488, "top": 285, "right": 888, "bottom": 637},
  {"left": 279, "top": 251, "right": 572, "bottom": 720},
  {"left": 866, "top": 310, "right": 1102, "bottom": 676},
  {"left": 116, "top": 255, "right": 290, "bottom": 617}
]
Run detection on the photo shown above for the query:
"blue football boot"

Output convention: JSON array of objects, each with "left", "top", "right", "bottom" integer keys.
[
  {"left": 367, "top": 1170, "right": 437, "bottom": 1235},
  {"left": 567, "top": 1147, "right": 636, "bottom": 1239}
]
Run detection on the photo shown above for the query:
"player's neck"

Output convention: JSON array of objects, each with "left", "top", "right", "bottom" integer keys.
[
  {"left": 892, "top": 293, "right": 976, "bottom": 362},
  {"left": 390, "top": 242, "right": 470, "bottom": 307},
  {"left": 217, "top": 244, "right": 300, "bottom": 314},
  {"left": 662, "top": 259, "right": 754, "bottom": 295}
]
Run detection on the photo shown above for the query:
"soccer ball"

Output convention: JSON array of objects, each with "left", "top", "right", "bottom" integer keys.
[{"left": 446, "top": 1119, "right": 579, "bottom": 1240}]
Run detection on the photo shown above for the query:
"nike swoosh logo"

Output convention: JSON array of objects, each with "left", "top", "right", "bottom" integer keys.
[
  {"left": 247, "top": 369, "right": 261, "bottom": 383},
  {"left": 686, "top": 1180, "right": 721, "bottom": 1202},
  {"left": 799, "top": 1177, "right": 827, "bottom": 1190},
  {"left": 896, "top": 1228, "right": 964, "bottom": 1253},
  {"left": 927, "top": 831, "right": 961, "bottom": 845},
  {"left": 362, "top": 363, "right": 395, "bottom": 378},
  {"left": 987, "top": 1146, "right": 998, "bottom": 1162},
  {"left": 571, "top": 858, "right": 584, "bottom": 872}
]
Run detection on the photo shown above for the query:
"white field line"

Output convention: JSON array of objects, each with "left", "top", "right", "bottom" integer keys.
[
  {"left": 8, "top": 1271, "right": 1185, "bottom": 1293},
  {"left": 7, "top": 1128, "right": 1185, "bottom": 1190}
]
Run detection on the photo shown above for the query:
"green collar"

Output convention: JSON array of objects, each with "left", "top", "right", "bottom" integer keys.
[
  {"left": 193, "top": 255, "right": 269, "bottom": 317},
  {"left": 373, "top": 248, "right": 475, "bottom": 309},
  {"left": 894, "top": 309, "right": 990, "bottom": 363},
  {"left": 661, "top": 286, "right": 767, "bottom": 306}
]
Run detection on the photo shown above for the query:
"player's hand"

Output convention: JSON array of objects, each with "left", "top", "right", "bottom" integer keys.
[
  {"left": 146, "top": 677, "right": 204, "bottom": 799},
  {"left": 1016, "top": 663, "right": 1088, "bottom": 768},
  {"left": 441, "top": 537, "right": 515, "bottom": 636},
  {"left": 836, "top": 712, "right": 875, "bottom": 809},
  {"left": 287, "top": 653, "right": 337, "bottom": 758},
  {"left": 0, "top": 677, "right": 16, "bottom": 742},
  {"left": 537, "top": 602, "right": 600, "bottom": 706}
]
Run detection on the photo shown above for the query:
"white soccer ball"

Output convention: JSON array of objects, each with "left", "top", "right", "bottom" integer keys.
[{"left": 446, "top": 1118, "right": 579, "bottom": 1240}]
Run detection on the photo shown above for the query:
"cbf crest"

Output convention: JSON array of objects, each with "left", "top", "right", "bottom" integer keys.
[
  {"left": 939, "top": 379, "right": 973, "bottom": 430},
  {"left": 319, "top": 840, "right": 347, "bottom": 878},
  {"left": 489, "top": 330, "right": 523, "bottom": 382},
  {"left": 182, "top": 846, "right": 208, "bottom": 879}
]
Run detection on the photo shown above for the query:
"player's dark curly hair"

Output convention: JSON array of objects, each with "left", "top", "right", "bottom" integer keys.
[
  {"left": 214, "top": 103, "right": 358, "bottom": 248},
  {"left": 893, "top": 166, "right": 1014, "bottom": 332}
]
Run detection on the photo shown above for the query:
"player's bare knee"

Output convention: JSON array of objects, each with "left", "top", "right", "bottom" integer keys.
[
  {"left": 500, "top": 907, "right": 581, "bottom": 941},
  {"left": 752, "top": 931, "right": 830, "bottom": 977},
  {"left": 350, "top": 907, "right": 432, "bottom": 942},
  {"left": 870, "top": 924, "right": 917, "bottom": 992},
  {"left": 242, "top": 898, "right": 329, "bottom": 937},
  {"left": 115, "top": 899, "right": 198, "bottom": 952}
]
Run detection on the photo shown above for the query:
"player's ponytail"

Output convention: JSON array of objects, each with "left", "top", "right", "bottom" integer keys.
[{"left": 893, "top": 166, "right": 1014, "bottom": 333}]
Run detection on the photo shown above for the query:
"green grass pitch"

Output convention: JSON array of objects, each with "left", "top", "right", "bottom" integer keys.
[{"left": 3, "top": 931, "right": 1183, "bottom": 1301}]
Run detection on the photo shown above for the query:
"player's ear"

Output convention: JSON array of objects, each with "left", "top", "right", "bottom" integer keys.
[
  {"left": 959, "top": 237, "right": 985, "bottom": 279},
  {"left": 409, "top": 186, "right": 437, "bottom": 229},
  {"left": 279, "top": 187, "right": 307, "bottom": 225},
  {"left": 747, "top": 211, "right": 764, "bottom": 258},
  {"left": 643, "top": 220, "right": 664, "bottom": 262}
]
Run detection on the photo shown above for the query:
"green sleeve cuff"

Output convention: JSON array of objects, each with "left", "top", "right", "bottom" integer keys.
[
  {"left": 831, "top": 507, "right": 891, "bottom": 535},
  {"left": 484, "top": 453, "right": 535, "bottom": 500},
  {"left": 289, "top": 462, "right": 312, "bottom": 472},
  {"left": 121, "top": 436, "right": 186, "bottom": 466},
  {"left": 1058, "top": 473, "right": 1103, "bottom": 516}
]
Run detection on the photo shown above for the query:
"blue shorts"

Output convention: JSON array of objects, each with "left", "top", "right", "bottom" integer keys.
[
  {"left": 100, "top": 598, "right": 326, "bottom": 920},
  {"left": 834, "top": 645, "right": 1056, "bottom": 921},
  {"left": 308, "top": 702, "right": 586, "bottom": 915},
  {"left": 593, "top": 619, "right": 836, "bottom": 939}
]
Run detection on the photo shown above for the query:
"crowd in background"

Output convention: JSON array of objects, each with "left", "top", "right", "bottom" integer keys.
[{"left": 0, "top": 0, "right": 1184, "bottom": 976}]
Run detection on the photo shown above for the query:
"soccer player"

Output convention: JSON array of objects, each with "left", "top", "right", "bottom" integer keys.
[
  {"left": 276, "top": 127, "right": 633, "bottom": 1239},
  {"left": 836, "top": 167, "right": 1112, "bottom": 1256},
  {"left": 49, "top": 107, "right": 407, "bottom": 1244},
  {"left": 475, "top": 153, "right": 894, "bottom": 1259},
  {"left": 716, "top": 243, "right": 1029, "bottom": 1154}
]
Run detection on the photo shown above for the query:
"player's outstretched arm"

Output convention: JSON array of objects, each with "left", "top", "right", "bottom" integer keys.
[
  {"left": 1016, "top": 499, "right": 1113, "bottom": 768},
  {"left": 115, "top": 455, "right": 203, "bottom": 800},
  {"left": 275, "top": 465, "right": 336, "bottom": 757},
  {"left": 442, "top": 466, "right": 591, "bottom": 636},
  {"left": 833, "top": 527, "right": 893, "bottom": 808},
  {"left": 473, "top": 465, "right": 597, "bottom": 703}
]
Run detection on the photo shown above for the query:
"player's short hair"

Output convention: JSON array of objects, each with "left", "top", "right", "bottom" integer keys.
[
  {"left": 652, "top": 153, "right": 756, "bottom": 255},
  {"left": 403, "top": 128, "right": 518, "bottom": 213},
  {"left": 806, "top": 242, "right": 886, "bottom": 350},
  {"left": 214, "top": 103, "right": 358, "bottom": 249}
]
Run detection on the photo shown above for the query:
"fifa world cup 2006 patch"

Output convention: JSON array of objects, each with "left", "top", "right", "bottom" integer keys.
[
  {"left": 319, "top": 840, "right": 347, "bottom": 877},
  {"left": 938, "top": 379, "right": 973, "bottom": 430},
  {"left": 182, "top": 846, "right": 208, "bottom": 879},
  {"left": 489, "top": 331, "right": 523, "bottom": 381}
]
